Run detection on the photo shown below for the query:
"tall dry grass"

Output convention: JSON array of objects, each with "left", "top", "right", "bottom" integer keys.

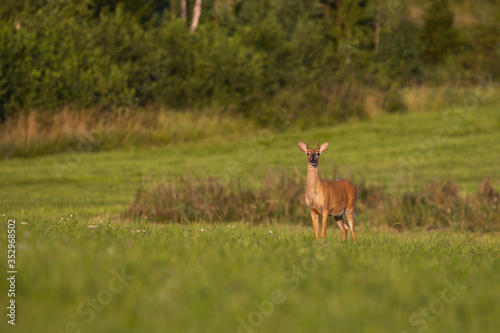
[
  {"left": 0, "top": 107, "right": 256, "bottom": 158},
  {"left": 126, "top": 169, "right": 499, "bottom": 231},
  {"left": 2, "top": 82, "right": 499, "bottom": 158},
  {"left": 401, "top": 84, "right": 500, "bottom": 112},
  {"left": 358, "top": 177, "right": 499, "bottom": 231},
  {"left": 127, "top": 169, "right": 306, "bottom": 224}
]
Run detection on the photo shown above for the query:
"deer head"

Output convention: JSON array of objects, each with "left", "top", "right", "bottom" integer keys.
[{"left": 298, "top": 139, "right": 330, "bottom": 168}]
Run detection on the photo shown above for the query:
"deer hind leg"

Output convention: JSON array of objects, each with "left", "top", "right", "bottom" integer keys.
[
  {"left": 310, "top": 210, "right": 319, "bottom": 240},
  {"left": 334, "top": 215, "right": 347, "bottom": 243},
  {"left": 345, "top": 208, "right": 356, "bottom": 244}
]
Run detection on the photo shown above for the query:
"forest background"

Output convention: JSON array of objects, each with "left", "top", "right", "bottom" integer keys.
[{"left": 1, "top": 0, "right": 499, "bottom": 159}]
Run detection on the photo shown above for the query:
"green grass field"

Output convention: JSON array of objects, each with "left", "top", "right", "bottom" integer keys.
[
  {"left": 1, "top": 105, "right": 499, "bottom": 332},
  {"left": 3, "top": 223, "right": 500, "bottom": 333}
]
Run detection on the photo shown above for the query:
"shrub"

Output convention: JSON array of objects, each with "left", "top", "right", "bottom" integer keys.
[
  {"left": 127, "top": 170, "right": 306, "bottom": 223},
  {"left": 382, "top": 89, "right": 408, "bottom": 114},
  {"left": 420, "top": 0, "right": 464, "bottom": 64},
  {"left": 127, "top": 169, "right": 499, "bottom": 231},
  {"left": 359, "top": 178, "right": 499, "bottom": 231}
]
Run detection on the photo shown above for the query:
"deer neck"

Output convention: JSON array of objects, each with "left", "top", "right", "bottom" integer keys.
[{"left": 306, "top": 164, "right": 321, "bottom": 194}]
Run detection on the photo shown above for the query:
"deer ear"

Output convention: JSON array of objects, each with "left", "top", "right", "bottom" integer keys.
[
  {"left": 319, "top": 142, "right": 329, "bottom": 154},
  {"left": 298, "top": 141, "right": 307, "bottom": 153}
]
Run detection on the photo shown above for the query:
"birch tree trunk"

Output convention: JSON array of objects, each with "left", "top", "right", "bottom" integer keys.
[
  {"left": 181, "top": 0, "right": 187, "bottom": 21},
  {"left": 189, "top": 0, "right": 202, "bottom": 34}
]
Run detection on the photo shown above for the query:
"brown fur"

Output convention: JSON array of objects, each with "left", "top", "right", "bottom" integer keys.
[{"left": 298, "top": 139, "right": 357, "bottom": 242}]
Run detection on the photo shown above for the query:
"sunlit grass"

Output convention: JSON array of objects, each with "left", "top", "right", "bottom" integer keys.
[
  {"left": 0, "top": 107, "right": 257, "bottom": 159},
  {"left": 0, "top": 104, "right": 499, "bottom": 333},
  {"left": 1, "top": 105, "right": 498, "bottom": 220},
  {"left": 2, "top": 222, "right": 499, "bottom": 333}
]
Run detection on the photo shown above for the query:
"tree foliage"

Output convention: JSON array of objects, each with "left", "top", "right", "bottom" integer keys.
[{"left": 0, "top": 0, "right": 498, "bottom": 120}]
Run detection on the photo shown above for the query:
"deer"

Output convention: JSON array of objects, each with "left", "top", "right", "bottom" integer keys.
[{"left": 298, "top": 139, "right": 357, "bottom": 243}]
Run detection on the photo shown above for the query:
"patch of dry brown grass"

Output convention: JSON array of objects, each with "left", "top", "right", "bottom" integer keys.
[
  {"left": 401, "top": 84, "right": 500, "bottom": 113},
  {"left": 358, "top": 177, "right": 499, "bottom": 231},
  {"left": 127, "top": 169, "right": 499, "bottom": 231},
  {"left": 126, "top": 169, "right": 306, "bottom": 223},
  {"left": 0, "top": 107, "right": 256, "bottom": 158}
]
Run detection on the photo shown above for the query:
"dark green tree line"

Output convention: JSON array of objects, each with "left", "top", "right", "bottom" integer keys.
[{"left": 0, "top": 0, "right": 498, "bottom": 120}]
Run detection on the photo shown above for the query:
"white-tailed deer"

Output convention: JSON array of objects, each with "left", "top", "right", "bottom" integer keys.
[{"left": 298, "top": 139, "right": 357, "bottom": 243}]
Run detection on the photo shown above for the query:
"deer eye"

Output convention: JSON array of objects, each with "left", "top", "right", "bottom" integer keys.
[{"left": 307, "top": 152, "right": 310, "bottom": 156}]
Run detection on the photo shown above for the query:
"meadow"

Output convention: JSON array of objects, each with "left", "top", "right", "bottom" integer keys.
[
  {"left": 1, "top": 104, "right": 499, "bottom": 332},
  {"left": 2, "top": 223, "right": 500, "bottom": 333}
]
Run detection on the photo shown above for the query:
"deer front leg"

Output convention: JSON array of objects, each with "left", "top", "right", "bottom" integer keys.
[
  {"left": 310, "top": 210, "right": 319, "bottom": 240},
  {"left": 320, "top": 213, "right": 329, "bottom": 242}
]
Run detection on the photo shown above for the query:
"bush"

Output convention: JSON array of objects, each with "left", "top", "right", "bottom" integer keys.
[
  {"left": 382, "top": 89, "right": 407, "bottom": 114},
  {"left": 127, "top": 170, "right": 500, "bottom": 231},
  {"left": 358, "top": 178, "right": 499, "bottom": 231},
  {"left": 127, "top": 169, "right": 306, "bottom": 223},
  {"left": 420, "top": 0, "right": 463, "bottom": 64}
]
